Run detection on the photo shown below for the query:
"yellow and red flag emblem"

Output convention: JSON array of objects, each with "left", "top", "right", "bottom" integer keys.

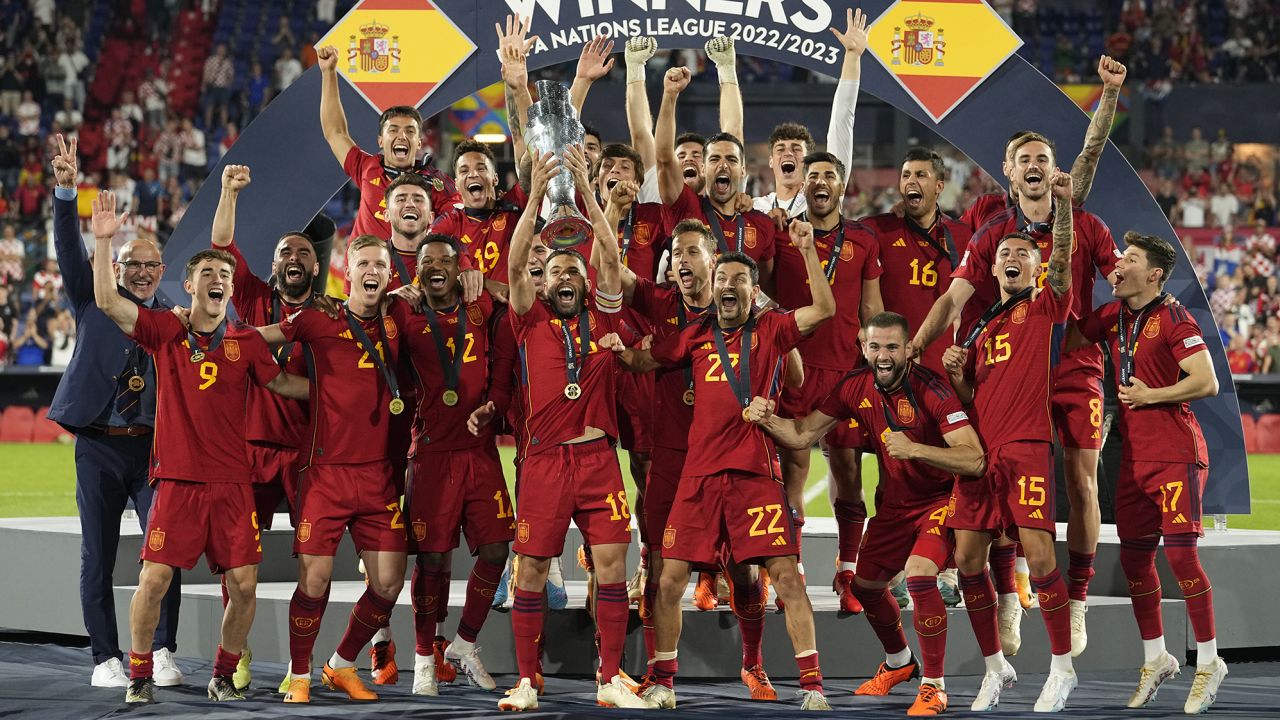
[
  {"left": 869, "top": 0, "right": 1022, "bottom": 123},
  {"left": 318, "top": 0, "right": 475, "bottom": 113}
]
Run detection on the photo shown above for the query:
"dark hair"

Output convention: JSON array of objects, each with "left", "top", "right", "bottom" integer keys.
[
  {"left": 802, "top": 151, "right": 846, "bottom": 182},
  {"left": 417, "top": 232, "right": 461, "bottom": 262},
  {"left": 670, "top": 218, "right": 718, "bottom": 255},
  {"left": 597, "top": 143, "right": 644, "bottom": 179},
  {"left": 866, "top": 311, "right": 910, "bottom": 337},
  {"left": 715, "top": 250, "right": 758, "bottom": 285},
  {"left": 385, "top": 172, "right": 435, "bottom": 203},
  {"left": 379, "top": 106, "right": 422, "bottom": 134},
  {"left": 582, "top": 123, "right": 602, "bottom": 144},
  {"left": 1123, "top": 231, "right": 1177, "bottom": 286},
  {"left": 997, "top": 231, "right": 1040, "bottom": 257},
  {"left": 546, "top": 248, "right": 588, "bottom": 272},
  {"left": 703, "top": 131, "right": 745, "bottom": 157},
  {"left": 452, "top": 140, "right": 497, "bottom": 173},
  {"left": 902, "top": 146, "right": 946, "bottom": 180},
  {"left": 1009, "top": 132, "right": 1056, "bottom": 163},
  {"left": 674, "top": 131, "right": 706, "bottom": 150},
  {"left": 274, "top": 231, "right": 315, "bottom": 254},
  {"left": 185, "top": 248, "right": 236, "bottom": 280},
  {"left": 767, "top": 122, "right": 814, "bottom": 151},
  {"left": 1004, "top": 129, "right": 1035, "bottom": 159}
]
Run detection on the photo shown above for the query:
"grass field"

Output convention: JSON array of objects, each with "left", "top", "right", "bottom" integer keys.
[{"left": 2, "top": 442, "right": 1277, "bottom": 530}]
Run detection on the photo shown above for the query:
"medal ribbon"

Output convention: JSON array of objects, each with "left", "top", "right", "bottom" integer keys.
[
  {"left": 424, "top": 302, "right": 468, "bottom": 396},
  {"left": 906, "top": 211, "right": 957, "bottom": 267},
  {"left": 186, "top": 318, "right": 228, "bottom": 360},
  {"left": 617, "top": 204, "right": 635, "bottom": 261},
  {"left": 711, "top": 314, "right": 755, "bottom": 411},
  {"left": 960, "top": 286, "right": 1035, "bottom": 349},
  {"left": 701, "top": 196, "right": 746, "bottom": 253},
  {"left": 345, "top": 306, "right": 400, "bottom": 405},
  {"left": 1117, "top": 293, "right": 1167, "bottom": 386},
  {"left": 271, "top": 292, "right": 314, "bottom": 367},
  {"left": 389, "top": 242, "right": 415, "bottom": 288},
  {"left": 817, "top": 219, "right": 846, "bottom": 285},
  {"left": 560, "top": 308, "right": 592, "bottom": 388}
]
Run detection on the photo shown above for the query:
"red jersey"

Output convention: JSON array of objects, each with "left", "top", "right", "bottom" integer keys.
[
  {"left": 395, "top": 292, "right": 498, "bottom": 453},
  {"left": 961, "top": 191, "right": 1012, "bottom": 233},
  {"left": 964, "top": 287, "right": 1072, "bottom": 449},
  {"left": 772, "top": 220, "right": 882, "bottom": 371},
  {"left": 1076, "top": 299, "right": 1209, "bottom": 465},
  {"left": 224, "top": 241, "right": 310, "bottom": 448},
  {"left": 651, "top": 309, "right": 802, "bottom": 478},
  {"left": 668, "top": 185, "right": 778, "bottom": 268},
  {"left": 954, "top": 204, "right": 1121, "bottom": 378},
  {"left": 280, "top": 305, "right": 403, "bottom": 466},
  {"left": 511, "top": 300, "right": 625, "bottom": 458},
  {"left": 130, "top": 311, "right": 280, "bottom": 483},
  {"left": 861, "top": 212, "right": 973, "bottom": 375},
  {"left": 615, "top": 202, "right": 670, "bottom": 282},
  {"left": 429, "top": 185, "right": 528, "bottom": 283},
  {"left": 344, "top": 146, "right": 459, "bottom": 240},
  {"left": 629, "top": 277, "right": 713, "bottom": 451},
  {"left": 817, "top": 364, "right": 972, "bottom": 512},
  {"left": 489, "top": 304, "right": 522, "bottom": 447}
]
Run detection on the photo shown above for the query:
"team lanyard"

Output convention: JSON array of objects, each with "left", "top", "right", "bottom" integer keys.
[
  {"left": 423, "top": 301, "right": 468, "bottom": 405},
  {"left": 772, "top": 191, "right": 800, "bottom": 216},
  {"left": 906, "top": 211, "right": 957, "bottom": 267},
  {"left": 960, "top": 286, "right": 1035, "bottom": 349},
  {"left": 560, "top": 309, "right": 592, "bottom": 399},
  {"left": 388, "top": 242, "right": 415, "bottom": 288},
  {"left": 701, "top": 196, "right": 746, "bottom": 253},
  {"left": 271, "top": 292, "right": 314, "bottom": 367},
  {"left": 344, "top": 305, "right": 403, "bottom": 414},
  {"left": 804, "top": 213, "right": 846, "bottom": 285},
  {"left": 616, "top": 204, "right": 636, "bottom": 261},
  {"left": 1015, "top": 200, "right": 1055, "bottom": 235},
  {"left": 711, "top": 314, "right": 756, "bottom": 417},
  {"left": 186, "top": 318, "right": 227, "bottom": 363},
  {"left": 877, "top": 366, "right": 920, "bottom": 432},
  {"left": 675, "top": 299, "right": 710, "bottom": 405},
  {"left": 1117, "top": 293, "right": 1167, "bottom": 386}
]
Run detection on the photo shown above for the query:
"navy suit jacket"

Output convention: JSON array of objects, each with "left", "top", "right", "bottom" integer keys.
[{"left": 47, "top": 193, "right": 169, "bottom": 431}]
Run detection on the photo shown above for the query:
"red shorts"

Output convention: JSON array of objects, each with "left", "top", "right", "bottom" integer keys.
[
  {"left": 645, "top": 446, "right": 686, "bottom": 546},
  {"left": 616, "top": 371, "right": 655, "bottom": 453},
  {"left": 778, "top": 365, "right": 862, "bottom": 448},
  {"left": 514, "top": 439, "right": 633, "bottom": 557},
  {"left": 294, "top": 461, "right": 408, "bottom": 556},
  {"left": 949, "top": 441, "right": 1057, "bottom": 538},
  {"left": 142, "top": 479, "right": 261, "bottom": 574},
  {"left": 663, "top": 471, "right": 797, "bottom": 567},
  {"left": 406, "top": 445, "right": 515, "bottom": 554},
  {"left": 855, "top": 499, "right": 955, "bottom": 583},
  {"left": 1116, "top": 460, "right": 1207, "bottom": 540},
  {"left": 1052, "top": 371, "right": 1104, "bottom": 450},
  {"left": 247, "top": 443, "right": 300, "bottom": 530}
]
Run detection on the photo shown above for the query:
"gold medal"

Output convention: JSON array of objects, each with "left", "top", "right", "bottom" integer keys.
[
  {"left": 189, "top": 351, "right": 205, "bottom": 363},
  {"left": 742, "top": 407, "right": 752, "bottom": 422},
  {"left": 442, "top": 389, "right": 459, "bottom": 406},
  {"left": 128, "top": 375, "right": 145, "bottom": 392},
  {"left": 389, "top": 397, "right": 405, "bottom": 415},
  {"left": 682, "top": 389, "right": 695, "bottom": 406},
  {"left": 564, "top": 383, "right": 582, "bottom": 400}
]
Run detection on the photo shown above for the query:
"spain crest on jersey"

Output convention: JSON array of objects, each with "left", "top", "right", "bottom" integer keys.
[
  {"left": 1011, "top": 301, "right": 1029, "bottom": 324},
  {"left": 897, "top": 397, "right": 916, "bottom": 425},
  {"left": 743, "top": 226, "right": 758, "bottom": 249},
  {"left": 492, "top": 214, "right": 508, "bottom": 232},
  {"left": 1144, "top": 316, "right": 1161, "bottom": 338},
  {"left": 634, "top": 223, "right": 652, "bottom": 246},
  {"left": 840, "top": 241, "right": 855, "bottom": 262},
  {"left": 383, "top": 316, "right": 398, "bottom": 339},
  {"left": 467, "top": 304, "right": 484, "bottom": 326},
  {"left": 222, "top": 339, "right": 240, "bottom": 362}
]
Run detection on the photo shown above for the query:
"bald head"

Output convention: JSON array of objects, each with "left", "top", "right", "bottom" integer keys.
[{"left": 115, "top": 238, "right": 165, "bottom": 301}]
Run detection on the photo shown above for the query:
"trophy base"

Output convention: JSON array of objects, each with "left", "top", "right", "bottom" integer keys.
[{"left": 541, "top": 216, "right": 593, "bottom": 249}]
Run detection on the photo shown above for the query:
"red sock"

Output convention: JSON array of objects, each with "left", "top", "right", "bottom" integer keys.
[
  {"left": 595, "top": 582, "right": 629, "bottom": 681},
  {"left": 129, "top": 650, "right": 153, "bottom": 680},
  {"left": 220, "top": 575, "right": 229, "bottom": 609},
  {"left": 641, "top": 575, "right": 658, "bottom": 667},
  {"left": 214, "top": 645, "right": 240, "bottom": 678},
  {"left": 1031, "top": 569, "right": 1072, "bottom": 656},
  {"left": 653, "top": 657, "right": 678, "bottom": 688},
  {"left": 1067, "top": 550, "right": 1095, "bottom": 602},
  {"left": 1120, "top": 538, "right": 1163, "bottom": 640},
  {"left": 512, "top": 588, "right": 544, "bottom": 680},
  {"left": 796, "top": 651, "right": 824, "bottom": 692},
  {"left": 989, "top": 543, "right": 1017, "bottom": 595},
  {"left": 457, "top": 558, "right": 503, "bottom": 643},
  {"left": 907, "top": 577, "right": 947, "bottom": 678},
  {"left": 1164, "top": 536, "right": 1216, "bottom": 642},
  {"left": 288, "top": 587, "right": 329, "bottom": 675},
  {"left": 732, "top": 574, "right": 765, "bottom": 668},
  {"left": 335, "top": 587, "right": 396, "bottom": 662},
  {"left": 411, "top": 563, "right": 443, "bottom": 656},
  {"left": 435, "top": 569, "right": 451, "bottom": 624},
  {"left": 832, "top": 498, "right": 866, "bottom": 565},
  {"left": 850, "top": 582, "right": 908, "bottom": 655},
  {"left": 960, "top": 572, "right": 1000, "bottom": 657}
]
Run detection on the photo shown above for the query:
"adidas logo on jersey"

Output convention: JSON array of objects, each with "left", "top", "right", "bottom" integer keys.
[
  {"left": 928, "top": 527, "right": 941, "bottom": 535},
  {"left": 859, "top": 398, "right": 872, "bottom": 409},
  {"left": 893, "top": 238, "right": 907, "bottom": 247},
  {"left": 1091, "top": 430, "right": 1100, "bottom": 439},
  {"left": 771, "top": 536, "right": 788, "bottom": 546},
  {"left": 1173, "top": 513, "right": 1187, "bottom": 524},
  {"left": 1029, "top": 509, "right": 1044, "bottom": 520}
]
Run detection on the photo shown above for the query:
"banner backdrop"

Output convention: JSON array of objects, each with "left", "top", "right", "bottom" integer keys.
[{"left": 160, "top": 0, "right": 1249, "bottom": 513}]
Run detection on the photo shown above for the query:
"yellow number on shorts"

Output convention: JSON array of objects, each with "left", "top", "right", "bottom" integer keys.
[
  {"left": 1089, "top": 398, "right": 1103, "bottom": 428},
  {"left": 357, "top": 341, "right": 385, "bottom": 369},
  {"left": 747, "top": 504, "right": 785, "bottom": 537},
  {"left": 473, "top": 241, "right": 500, "bottom": 274},
  {"left": 387, "top": 502, "right": 405, "bottom": 529},
  {"left": 705, "top": 352, "right": 739, "bottom": 382},
  {"left": 983, "top": 333, "right": 1012, "bottom": 366},
  {"left": 494, "top": 490, "right": 514, "bottom": 519},
  {"left": 605, "top": 491, "right": 631, "bottom": 521},
  {"left": 251, "top": 511, "right": 261, "bottom": 543},
  {"left": 445, "top": 333, "right": 480, "bottom": 363},
  {"left": 909, "top": 258, "right": 939, "bottom": 287},
  {"left": 1017, "top": 475, "right": 1047, "bottom": 507},
  {"left": 1159, "top": 481, "right": 1184, "bottom": 513},
  {"left": 197, "top": 361, "right": 218, "bottom": 390},
  {"left": 928, "top": 506, "right": 948, "bottom": 525}
]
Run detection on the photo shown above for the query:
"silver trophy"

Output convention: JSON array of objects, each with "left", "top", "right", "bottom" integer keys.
[{"left": 526, "top": 80, "right": 593, "bottom": 248}]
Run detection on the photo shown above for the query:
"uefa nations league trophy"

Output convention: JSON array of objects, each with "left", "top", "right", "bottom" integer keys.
[{"left": 526, "top": 80, "right": 593, "bottom": 248}]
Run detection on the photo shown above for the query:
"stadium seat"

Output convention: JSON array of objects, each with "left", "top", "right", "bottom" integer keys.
[
  {"left": 0, "top": 405, "right": 36, "bottom": 443},
  {"left": 1256, "top": 415, "right": 1280, "bottom": 454},
  {"left": 31, "top": 407, "right": 70, "bottom": 444},
  {"left": 1241, "top": 414, "right": 1258, "bottom": 454}
]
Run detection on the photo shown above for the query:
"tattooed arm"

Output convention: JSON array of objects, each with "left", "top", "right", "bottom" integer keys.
[
  {"left": 1070, "top": 55, "right": 1127, "bottom": 204},
  {"left": 1046, "top": 170, "right": 1075, "bottom": 297}
]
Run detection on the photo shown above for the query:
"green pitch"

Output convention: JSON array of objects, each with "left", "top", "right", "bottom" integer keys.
[{"left": 2, "top": 443, "right": 1277, "bottom": 531}]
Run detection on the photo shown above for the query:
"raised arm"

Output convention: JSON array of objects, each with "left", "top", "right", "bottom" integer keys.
[
  {"left": 50, "top": 133, "right": 92, "bottom": 305},
  {"left": 316, "top": 45, "right": 357, "bottom": 165},
  {"left": 747, "top": 395, "right": 839, "bottom": 450},
  {"left": 508, "top": 150, "right": 556, "bottom": 315},
  {"left": 569, "top": 35, "right": 615, "bottom": 115},
  {"left": 212, "top": 164, "right": 250, "bottom": 248},
  {"left": 655, "top": 66, "right": 691, "bottom": 205},
  {"left": 787, "top": 220, "right": 837, "bottom": 333},
  {"left": 624, "top": 37, "right": 658, "bottom": 174},
  {"left": 497, "top": 15, "right": 537, "bottom": 186},
  {"left": 826, "top": 7, "right": 868, "bottom": 169},
  {"left": 886, "top": 423, "right": 986, "bottom": 477},
  {"left": 912, "top": 276, "right": 975, "bottom": 357},
  {"left": 1046, "top": 170, "right": 1074, "bottom": 297},
  {"left": 602, "top": 179, "right": 640, "bottom": 297},
  {"left": 90, "top": 192, "right": 138, "bottom": 335},
  {"left": 704, "top": 36, "right": 742, "bottom": 140},
  {"left": 1070, "top": 55, "right": 1127, "bottom": 204},
  {"left": 567, "top": 144, "right": 621, "bottom": 298}
]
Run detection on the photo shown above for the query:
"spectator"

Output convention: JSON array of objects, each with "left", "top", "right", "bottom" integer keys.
[
  {"left": 133, "top": 167, "right": 163, "bottom": 232},
  {"left": 243, "top": 61, "right": 271, "bottom": 122},
  {"left": 178, "top": 117, "right": 207, "bottom": 182},
  {"left": 275, "top": 46, "right": 303, "bottom": 92},
  {"left": 12, "top": 308, "right": 50, "bottom": 366},
  {"left": 216, "top": 121, "right": 238, "bottom": 160},
  {"left": 1106, "top": 24, "right": 1133, "bottom": 62},
  {"left": 0, "top": 58, "right": 22, "bottom": 116},
  {"left": 1209, "top": 273, "right": 1238, "bottom": 323},
  {"left": 153, "top": 118, "right": 182, "bottom": 182},
  {"left": 15, "top": 90, "right": 41, "bottom": 137},
  {"left": 119, "top": 90, "right": 144, "bottom": 128},
  {"left": 1155, "top": 178, "right": 1179, "bottom": 220},
  {"left": 202, "top": 42, "right": 234, "bottom": 128},
  {"left": 32, "top": 257, "right": 63, "bottom": 301},
  {"left": 1226, "top": 334, "right": 1256, "bottom": 373},
  {"left": 56, "top": 40, "right": 89, "bottom": 109},
  {"left": 1212, "top": 224, "right": 1245, "bottom": 277},
  {"left": 272, "top": 16, "right": 296, "bottom": 52},
  {"left": 0, "top": 125, "right": 19, "bottom": 193},
  {"left": 1248, "top": 246, "right": 1276, "bottom": 281},
  {"left": 1260, "top": 316, "right": 1280, "bottom": 374},
  {"left": 301, "top": 32, "right": 320, "bottom": 68},
  {"left": 1251, "top": 190, "right": 1277, "bottom": 226},
  {"left": 1210, "top": 181, "right": 1241, "bottom": 228},
  {"left": 104, "top": 108, "right": 134, "bottom": 172},
  {"left": 108, "top": 172, "right": 136, "bottom": 215},
  {"left": 1247, "top": 218, "right": 1276, "bottom": 256},
  {"left": 14, "top": 172, "right": 46, "bottom": 221},
  {"left": 0, "top": 225, "right": 23, "bottom": 284},
  {"left": 137, "top": 68, "right": 169, "bottom": 127},
  {"left": 1184, "top": 126, "right": 1210, "bottom": 174},
  {"left": 1180, "top": 190, "right": 1207, "bottom": 227},
  {"left": 0, "top": 283, "right": 17, "bottom": 338},
  {"left": 316, "top": 0, "right": 337, "bottom": 24},
  {"left": 48, "top": 309, "right": 75, "bottom": 367},
  {"left": 1210, "top": 128, "right": 1233, "bottom": 166},
  {"left": 54, "top": 96, "right": 83, "bottom": 132},
  {"left": 1220, "top": 27, "right": 1253, "bottom": 80}
]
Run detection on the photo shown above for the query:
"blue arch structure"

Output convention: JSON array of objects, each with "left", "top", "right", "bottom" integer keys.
[{"left": 161, "top": 0, "right": 1248, "bottom": 513}]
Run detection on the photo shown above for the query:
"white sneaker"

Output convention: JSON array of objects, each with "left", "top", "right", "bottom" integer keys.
[
  {"left": 91, "top": 657, "right": 129, "bottom": 688},
  {"left": 1184, "top": 657, "right": 1228, "bottom": 714},
  {"left": 998, "top": 594, "right": 1023, "bottom": 656},
  {"left": 598, "top": 674, "right": 656, "bottom": 708},
  {"left": 412, "top": 659, "right": 439, "bottom": 696},
  {"left": 970, "top": 659, "right": 1017, "bottom": 711},
  {"left": 152, "top": 647, "right": 184, "bottom": 687},
  {"left": 643, "top": 682, "right": 677, "bottom": 708},
  {"left": 799, "top": 688, "right": 831, "bottom": 710},
  {"left": 1127, "top": 652, "right": 1180, "bottom": 708},
  {"left": 1033, "top": 669, "right": 1078, "bottom": 712},
  {"left": 445, "top": 640, "right": 496, "bottom": 690},
  {"left": 1069, "top": 599, "right": 1088, "bottom": 657},
  {"left": 498, "top": 677, "right": 539, "bottom": 711}
]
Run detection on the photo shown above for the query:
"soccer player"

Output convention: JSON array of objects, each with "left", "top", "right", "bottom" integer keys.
[
  {"left": 771, "top": 151, "right": 882, "bottom": 613},
  {"left": 916, "top": 133, "right": 1122, "bottom": 657},
  {"left": 259, "top": 235, "right": 409, "bottom": 704},
  {"left": 750, "top": 311, "right": 986, "bottom": 716},
  {"left": 1070, "top": 232, "right": 1226, "bottom": 713},
  {"left": 493, "top": 146, "right": 649, "bottom": 711},
  {"left": 90, "top": 192, "right": 309, "bottom": 704},
  {"left": 316, "top": 45, "right": 458, "bottom": 239},
  {"left": 940, "top": 169, "right": 1079, "bottom": 712},
  {"left": 604, "top": 219, "right": 837, "bottom": 711}
]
